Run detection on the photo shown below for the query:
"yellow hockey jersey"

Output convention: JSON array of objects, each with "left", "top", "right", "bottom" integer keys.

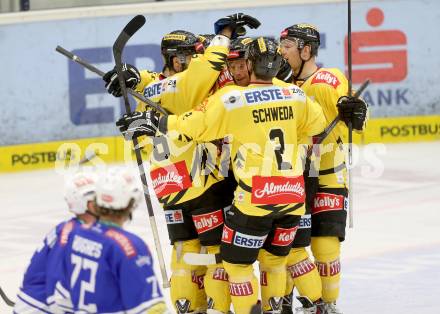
[
  {"left": 165, "top": 82, "right": 326, "bottom": 216},
  {"left": 135, "top": 44, "right": 228, "bottom": 114},
  {"left": 134, "top": 43, "right": 229, "bottom": 206},
  {"left": 298, "top": 68, "right": 350, "bottom": 188},
  {"left": 136, "top": 70, "right": 163, "bottom": 93}
]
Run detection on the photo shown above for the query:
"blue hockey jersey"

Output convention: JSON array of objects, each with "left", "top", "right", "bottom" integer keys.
[
  {"left": 14, "top": 218, "right": 80, "bottom": 314},
  {"left": 55, "top": 221, "right": 167, "bottom": 314}
]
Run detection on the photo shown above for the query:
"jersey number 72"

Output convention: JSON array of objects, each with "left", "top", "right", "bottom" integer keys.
[{"left": 71, "top": 254, "right": 98, "bottom": 313}]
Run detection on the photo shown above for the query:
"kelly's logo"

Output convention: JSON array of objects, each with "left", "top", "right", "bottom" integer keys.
[{"left": 192, "top": 210, "right": 224, "bottom": 234}]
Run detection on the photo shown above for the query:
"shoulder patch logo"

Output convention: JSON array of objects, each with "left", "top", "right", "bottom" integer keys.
[
  {"left": 60, "top": 221, "right": 75, "bottom": 246},
  {"left": 105, "top": 229, "right": 137, "bottom": 258},
  {"left": 222, "top": 90, "right": 244, "bottom": 110},
  {"left": 311, "top": 70, "right": 341, "bottom": 88}
]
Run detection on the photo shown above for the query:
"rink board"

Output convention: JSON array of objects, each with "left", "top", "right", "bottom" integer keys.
[
  {"left": 1, "top": 0, "right": 440, "bottom": 146},
  {"left": 1, "top": 115, "right": 439, "bottom": 173}
]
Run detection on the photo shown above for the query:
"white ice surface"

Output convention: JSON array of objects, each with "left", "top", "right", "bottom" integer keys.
[{"left": 1, "top": 142, "right": 439, "bottom": 313}]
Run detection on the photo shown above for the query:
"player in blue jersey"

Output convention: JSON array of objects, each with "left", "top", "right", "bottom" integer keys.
[
  {"left": 14, "top": 171, "right": 98, "bottom": 314},
  {"left": 55, "top": 168, "right": 169, "bottom": 314}
]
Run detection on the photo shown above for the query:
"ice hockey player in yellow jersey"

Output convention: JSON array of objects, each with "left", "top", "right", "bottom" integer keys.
[
  {"left": 107, "top": 29, "right": 228, "bottom": 313},
  {"left": 188, "top": 36, "right": 255, "bottom": 314},
  {"left": 222, "top": 35, "right": 324, "bottom": 314},
  {"left": 279, "top": 23, "right": 368, "bottom": 314},
  {"left": 118, "top": 37, "right": 327, "bottom": 314},
  {"left": 111, "top": 14, "right": 261, "bottom": 314}
]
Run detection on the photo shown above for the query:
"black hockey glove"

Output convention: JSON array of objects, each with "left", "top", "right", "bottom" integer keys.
[
  {"left": 336, "top": 96, "right": 368, "bottom": 131},
  {"left": 214, "top": 13, "right": 261, "bottom": 39},
  {"left": 116, "top": 110, "right": 160, "bottom": 140},
  {"left": 103, "top": 63, "right": 140, "bottom": 97},
  {"left": 276, "top": 59, "right": 293, "bottom": 83}
]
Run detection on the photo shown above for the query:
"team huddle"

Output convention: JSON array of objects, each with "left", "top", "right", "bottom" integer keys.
[{"left": 14, "top": 12, "right": 367, "bottom": 314}]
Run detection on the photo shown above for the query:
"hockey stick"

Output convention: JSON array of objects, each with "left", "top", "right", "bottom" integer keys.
[
  {"left": 55, "top": 45, "right": 168, "bottom": 116},
  {"left": 78, "top": 150, "right": 98, "bottom": 165},
  {"left": 347, "top": 0, "right": 354, "bottom": 228},
  {"left": 113, "top": 15, "right": 170, "bottom": 289},
  {"left": 183, "top": 252, "right": 222, "bottom": 266},
  {"left": 0, "top": 286, "right": 14, "bottom": 307}
]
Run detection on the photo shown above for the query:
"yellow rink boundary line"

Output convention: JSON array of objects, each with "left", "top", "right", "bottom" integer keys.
[{"left": 1, "top": 115, "right": 439, "bottom": 173}]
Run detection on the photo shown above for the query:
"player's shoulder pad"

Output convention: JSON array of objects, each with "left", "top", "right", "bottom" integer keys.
[
  {"left": 217, "top": 83, "right": 240, "bottom": 95},
  {"left": 169, "top": 70, "right": 184, "bottom": 83},
  {"left": 273, "top": 80, "right": 306, "bottom": 101},
  {"left": 310, "top": 68, "right": 346, "bottom": 89},
  {"left": 193, "top": 84, "right": 231, "bottom": 112},
  {"left": 219, "top": 85, "right": 245, "bottom": 110},
  {"left": 193, "top": 98, "right": 209, "bottom": 112},
  {"left": 272, "top": 77, "right": 291, "bottom": 87},
  {"left": 287, "top": 84, "right": 306, "bottom": 98},
  {"left": 58, "top": 218, "right": 79, "bottom": 247},
  {"left": 143, "top": 75, "right": 179, "bottom": 101},
  {"left": 140, "top": 70, "right": 159, "bottom": 82},
  {"left": 104, "top": 227, "right": 145, "bottom": 259}
]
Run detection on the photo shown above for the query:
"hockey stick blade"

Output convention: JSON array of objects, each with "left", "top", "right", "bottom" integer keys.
[
  {"left": 0, "top": 287, "right": 15, "bottom": 307},
  {"left": 113, "top": 15, "right": 146, "bottom": 114},
  {"left": 123, "top": 15, "right": 146, "bottom": 37},
  {"left": 55, "top": 46, "right": 168, "bottom": 115},
  {"left": 183, "top": 252, "right": 222, "bottom": 265}
]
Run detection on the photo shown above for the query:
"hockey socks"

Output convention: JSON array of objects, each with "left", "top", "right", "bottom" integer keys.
[
  {"left": 258, "top": 249, "right": 287, "bottom": 313},
  {"left": 171, "top": 239, "right": 207, "bottom": 313},
  {"left": 311, "top": 236, "right": 341, "bottom": 303},
  {"left": 204, "top": 245, "right": 231, "bottom": 313},
  {"left": 223, "top": 261, "right": 259, "bottom": 314},
  {"left": 285, "top": 247, "right": 322, "bottom": 303}
]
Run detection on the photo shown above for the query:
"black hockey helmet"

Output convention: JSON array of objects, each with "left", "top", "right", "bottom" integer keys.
[
  {"left": 196, "top": 34, "right": 215, "bottom": 52},
  {"left": 247, "top": 37, "right": 283, "bottom": 80},
  {"left": 280, "top": 23, "right": 320, "bottom": 56},
  {"left": 228, "top": 37, "right": 253, "bottom": 60},
  {"left": 161, "top": 30, "right": 198, "bottom": 69}
]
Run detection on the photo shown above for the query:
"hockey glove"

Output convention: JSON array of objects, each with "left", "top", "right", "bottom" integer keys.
[
  {"left": 337, "top": 96, "right": 368, "bottom": 131},
  {"left": 276, "top": 59, "right": 293, "bottom": 83},
  {"left": 116, "top": 110, "right": 159, "bottom": 140},
  {"left": 214, "top": 13, "right": 261, "bottom": 39},
  {"left": 103, "top": 63, "right": 140, "bottom": 97}
]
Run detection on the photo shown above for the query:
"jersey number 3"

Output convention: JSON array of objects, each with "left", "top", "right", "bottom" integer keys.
[{"left": 269, "top": 128, "right": 292, "bottom": 170}]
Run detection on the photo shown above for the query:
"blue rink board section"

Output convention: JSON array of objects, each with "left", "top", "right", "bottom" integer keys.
[{"left": 0, "top": 0, "right": 440, "bottom": 145}]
